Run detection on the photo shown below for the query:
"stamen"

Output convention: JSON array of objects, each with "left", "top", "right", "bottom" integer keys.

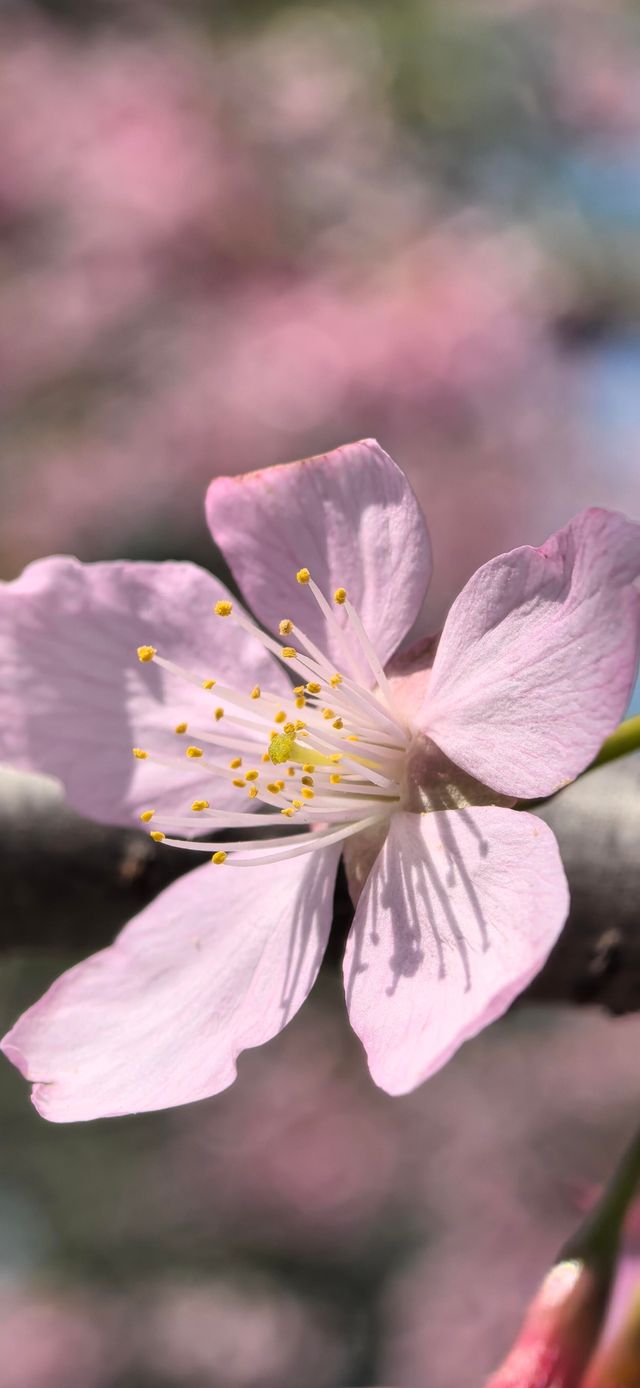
[
  {"left": 156, "top": 813, "right": 385, "bottom": 863},
  {"left": 342, "top": 596, "right": 396, "bottom": 708},
  {"left": 134, "top": 563, "right": 411, "bottom": 873}
]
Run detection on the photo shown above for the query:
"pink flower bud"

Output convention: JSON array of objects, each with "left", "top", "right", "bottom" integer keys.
[{"left": 486, "top": 1258, "right": 606, "bottom": 1388}]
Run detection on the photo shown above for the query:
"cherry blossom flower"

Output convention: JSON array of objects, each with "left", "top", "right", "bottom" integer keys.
[{"left": 1, "top": 440, "right": 639, "bottom": 1121}]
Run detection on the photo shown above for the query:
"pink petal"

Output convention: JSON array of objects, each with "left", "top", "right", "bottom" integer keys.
[
  {"left": 2, "top": 846, "right": 340, "bottom": 1120},
  {"left": 422, "top": 509, "right": 640, "bottom": 799},
  {"left": 206, "top": 439, "right": 431, "bottom": 679},
  {"left": 384, "top": 632, "right": 439, "bottom": 723},
  {"left": 0, "top": 557, "right": 289, "bottom": 827},
  {"left": 344, "top": 807, "right": 569, "bottom": 1096}
]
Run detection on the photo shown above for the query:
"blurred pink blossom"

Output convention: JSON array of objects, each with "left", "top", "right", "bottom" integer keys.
[{"left": 0, "top": 1288, "right": 113, "bottom": 1388}]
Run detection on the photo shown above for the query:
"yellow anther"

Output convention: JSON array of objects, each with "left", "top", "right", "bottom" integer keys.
[
  {"left": 303, "top": 764, "right": 315, "bottom": 774},
  {"left": 306, "top": 682, "right": 321, "bottom": 695},
  {"left": 276, "top": 780, "right": 285, "bottom": 790},
  {"left": 279, "top": 619, "right": 294, "bottom": 635},
  {"left": 287, "top": 767, "right": 296, "bottom": 777},
  {"left": 267, "top": 782, "right": 282, "bottom": 794},
  {"left": 334, "top": 587, "right": 347, "bottom": 605},
  {"left": 296, "top": 568, "right": 310, "bottom": 584},
  {"left": 137, "top": 645, "right": 156, "bottom": 663},
  {"left": 261, "top": 752, "right": 271, "bottom": 763},
  {"left": 232, "top": 777, "right": 246, "bottom": 788},
  {"left": 245, "top": 769, "right": 259, "bottom": 782},
  {"left": 274, "top": 710, "right": 286, "bottom": 724},
  {"left": 214, "top": 600, "right": 233, "bottom": 617},
  {"left": 150, "top": 830, "right": 165, "bottom": 842},
  {"left": 281, "top": 646, "right": 297, "bottom": 659},
  {"left": 347, "top": 735, "right": 359, "bottom": 742},
  {"left": 281, "top": 807, "right": 294, "bottom": 817},
  {"left": 329, "top": 753, "right": 342, "bottom": 763},
  {"left": 214, "top": 708, "right": 224, "bottom": 721},
  {"left": 202, "top": 678, "right": 216, "bottom": 690},
  {"left": 301, "top": 775, "right": 314, "bottom": 787},
  {"left": 250, "top": 686, "right": 261, "bottom": 700},
  {"left": 329, "top": 774, "right": 342, "bottom": 784},
  {"left": 132, "top": 747, "right": 148, "bottom": 759},
  {"left": 174, "top": 722, "right": 188, "bottom": 734},
  {"left": 293, "top": 686, "right": 305, "bottom": 696},
  {"left": 191, "top": 800, "right": 210, "bottom": 812},
  {"left": 295, "top": 697, "right": 306, "bottom": 709},
  {"left": 330, "top": 673, "right": 343, "bottom": 687},
  {"left": 322, "top": 708, "right": 335, "bottom": 720},
  {"left": 229, "top": 757, "right": 242, "bottom": 769},
  {"left": 332, "top": 717, "right": 344, "bottom": 730},
  {"left": 186, "top": 746, "right": 204, "bottom": 758},
  {"left": 139, "top": 809, "right": 155, "bottom": 822},
  {"left": 294, "top": 720, "right": 306, "bottom": 730},
  {"left": 248, "top": 786, "right": 258, "bottom": 799},
  {"left": 211, "top": 851, "right": 227, "bottom": 864},
  {"left": 283, "top": 722, "right": 296, "bottom": 735},
  {"left": 301, "top": 788, "right": 315, "bottom": 800},
  {"left": 292, "top": 799, "right": 302, "bottom": 809}
]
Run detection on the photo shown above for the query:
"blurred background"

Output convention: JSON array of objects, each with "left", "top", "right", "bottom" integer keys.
[{"left": 1, "top": 0, "right": 640, "bottom": 1384}]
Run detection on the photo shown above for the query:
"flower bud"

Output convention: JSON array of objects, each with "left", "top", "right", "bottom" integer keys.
[{"left": 487, "top": 1128, "right": 640, "bottom": 1387}]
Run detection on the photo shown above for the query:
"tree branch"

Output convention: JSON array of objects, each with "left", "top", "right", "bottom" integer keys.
[{"left": 0, "top": 759, "right": 639, "bottom": 1013}]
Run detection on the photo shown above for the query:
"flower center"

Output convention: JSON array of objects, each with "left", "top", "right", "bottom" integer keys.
[{"left": 133, "top": 572, "right": 412, "bottom": 866}]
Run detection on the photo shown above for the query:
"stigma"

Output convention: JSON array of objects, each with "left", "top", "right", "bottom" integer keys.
[{"left": 134, "top": 573, "right": 411, "bottom": 867}]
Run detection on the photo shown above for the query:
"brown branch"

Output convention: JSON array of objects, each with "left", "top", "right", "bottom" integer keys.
[
  {"left": 526, "top": 755, "right": 640, "bottom": 1011},
  {"left": 0, "top": 759, "right": 639, "bottom": 1013}
]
